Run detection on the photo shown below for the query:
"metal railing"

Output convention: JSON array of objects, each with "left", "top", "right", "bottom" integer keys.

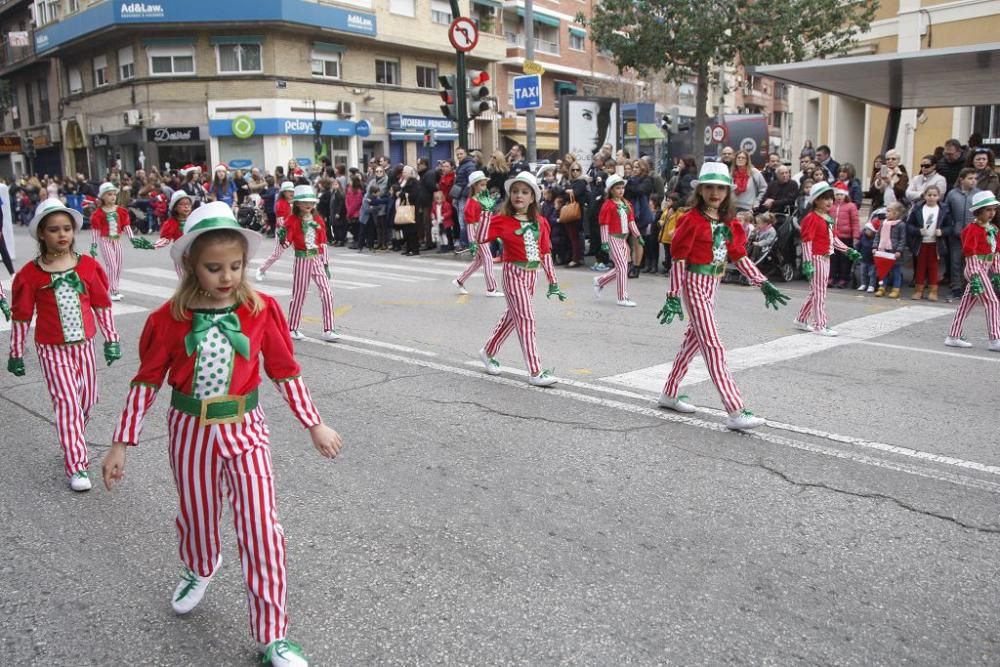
[
  {"left": 0, "top": 30, "right": 35, "bottom": 68},
  {"left": 505, "top": 32, "right": 559, "bottom": 55}
]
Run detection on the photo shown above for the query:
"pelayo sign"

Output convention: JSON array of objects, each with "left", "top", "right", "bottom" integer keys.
[{"left": 146, "top": 127, "right": 200, "bottom": 143}]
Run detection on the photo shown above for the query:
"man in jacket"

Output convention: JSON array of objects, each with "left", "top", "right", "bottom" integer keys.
[
  {"left": 937, "top": 139, "right": 967, "bottom": 192},
  {"left": 756, "top": 166, "right": 799, "bottom": 215},
  {"left": 942, "top": 168, "right": 982, "bottom": 301},
  {"left": 816, "top": 145, "right": 839, "bottom": 182},
  {"left": 453, "top": 147, "right": 478, "bottom": 248}
]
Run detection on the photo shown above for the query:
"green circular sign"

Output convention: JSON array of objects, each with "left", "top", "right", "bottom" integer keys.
[{"left": 231, "top": 116, "right": 255, "bottom": 139}]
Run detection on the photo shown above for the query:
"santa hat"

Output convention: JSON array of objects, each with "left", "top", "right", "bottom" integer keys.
[
  {"left": 833, "top": 181, "right": 849, "bottom": 194},
  {"left": 214, "top": 163, "right": 229, "bottom": 174},
  {"left": 180, "top": 163, "right": 197, "bottom": 175}
]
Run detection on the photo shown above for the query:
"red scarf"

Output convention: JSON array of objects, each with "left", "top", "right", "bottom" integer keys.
[{"left": 733, "top": 168, "right": 749, "bottom": 195}]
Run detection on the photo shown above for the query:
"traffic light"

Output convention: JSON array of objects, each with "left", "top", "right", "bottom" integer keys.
[
  {"left": 312, "top": 120, "right": 324, "bottom": 160},
  {"left": 422, "top": 129, "right": 437, "bottom": 148},
  {"left": 439, "top": 74, "right": 459, "bottom": 121},
  {"left": 466, "top": 70, "right": 491, "bottom": 119}
]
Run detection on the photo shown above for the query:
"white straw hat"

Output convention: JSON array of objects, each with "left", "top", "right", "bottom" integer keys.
[
  {"left": 807, "top": 181, "right": 834, "bottom": 205},
  {"left": 29, "top": 197, "right": 83, "bottom": 238},
  {"left": 503, "top": 171, "right": 541, "bottom": 204},
  {"left": 292, "top": 184, "right": 319, "bottom": 203},
  {"left": 970, "top": 190, "right": 1000, "bottom": 212},
  {"left": 170, "top": 201, "right": 261, "bottom": 268},
  {"left": 693, "top": 162, "right": 733, "bottom": 187}
]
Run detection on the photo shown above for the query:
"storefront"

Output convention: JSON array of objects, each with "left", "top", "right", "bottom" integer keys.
[
  {"left": 208, "top": 115, "right": 365, "bottom": 172},
  {"left": 387, "top": 114, "right": 457, "bottom": 165},
  {"left": 145, "top": 126, "right": 209, "bottom": 172},
  {"left": 27, "top": 126, "right": 63, "bottom": 177},
  {"left": 91, "top": 128, "right": 143, "bottom": 178},
  {"left": 0, "top": 136, "right": 23, "bottom": 180}
]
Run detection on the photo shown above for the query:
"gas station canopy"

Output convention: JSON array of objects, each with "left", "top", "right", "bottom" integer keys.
[{"left": 749, "top": 43, "right": 1000, "bottom": 109}]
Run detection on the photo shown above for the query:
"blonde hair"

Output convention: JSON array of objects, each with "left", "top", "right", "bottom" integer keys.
[
  {"left": 755, "top": 212, "right": 775, "bottom": 226},
  {"left": 170, "top": 229, "right": 264, "bottom": 320}
]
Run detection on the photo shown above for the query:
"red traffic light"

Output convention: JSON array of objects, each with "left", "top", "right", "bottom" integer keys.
[
  {"left": 439, "top": 92, "right": 453, "bottom": 104},
  {"left": 470, "top": 71, "right": 490, "bottom": 86}
]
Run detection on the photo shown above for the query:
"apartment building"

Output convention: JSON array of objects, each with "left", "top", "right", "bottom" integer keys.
[
  {"left": 0, "top": 0, "right": 506, "bottom": 178},
  {"left": 733, "top": 75, "right": 793, "bottom": 161}
]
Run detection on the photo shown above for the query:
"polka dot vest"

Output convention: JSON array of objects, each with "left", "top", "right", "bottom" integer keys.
[
  {"left": 53, "top": 271, "right": 85, "bottom": 341},
  {"left": 192, "top": 313, "right": 235, "bottom": 399},
  {"left": 105, "top": 208, "right": 119, "bottom": 237},
  {"left": 303, "top": 215, "right": 318, "bottom": 250}
]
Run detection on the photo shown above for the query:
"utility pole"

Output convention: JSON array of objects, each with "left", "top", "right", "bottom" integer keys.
[
  {"left": 448, "top": 0, "right": 469, "bottom": 150},
  {"left": 524, "top": 0, "right": 537, "bottom": 163}
]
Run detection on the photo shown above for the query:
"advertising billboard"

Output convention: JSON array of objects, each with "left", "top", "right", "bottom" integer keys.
[{"left": 559, "top": 96, "right": 620, "bottom": 174}]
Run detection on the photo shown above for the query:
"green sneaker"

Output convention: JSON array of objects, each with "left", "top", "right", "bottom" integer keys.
[{"left": 260, "top": 638, "right": 308, "bottom": 666}]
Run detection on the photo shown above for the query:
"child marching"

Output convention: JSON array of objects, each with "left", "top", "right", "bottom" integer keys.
[
  {"left": 101, "top": 201, "right": 343, "bottom": 667},
  {"left": 478, "top": 172, "right": 567, "bottom": 386},
  {"left": 90, "top": 182, "right": 155, "bottom": 300},
  {"left": 255, "top": 181, "right": 295, "bottom": 281},
  {"left": 593, "top": 174, "right": 644, "bottom": 307},
  {"left": 944, "top": 191, "right": 1000, "bottom": 351},
  {"left": 793, "top": 181, "right": 862, "bottom": 336},
  {"left": 284, "top": 185, "right": 339, "bottom": 342},
  {"left": 154, "top": 191, "right": 194, "bottom": 276},
  {"left": 656, "top": 163, "right": 790, "bottom": 431},
  {"left": 7, "top": 198, "right": 122, "bottom": 491},
  {"left": 452, "top": 170, "right": 503, "bottom": 297}
]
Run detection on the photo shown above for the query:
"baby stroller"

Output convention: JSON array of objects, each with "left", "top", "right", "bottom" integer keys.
[
  {"left": 237, "top": 194, "right": 264, "bottom": 232},
  {"left": 723, "top": 206, "right": 800, "bottom": 284}
]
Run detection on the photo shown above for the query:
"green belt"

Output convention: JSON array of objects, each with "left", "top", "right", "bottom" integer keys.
[
  {"left": 513, "top": 260, "right": 540, "bottom": 270},
  {"left": 170, "top": 388, "right": 258, "bottom": 425},
  {"left": 108, "top": 235, "right": 120, "bottom": 240},
  {"left": 687, "top": 263, "right": 726, "bottom": 277},
  {"left": 612, "top": 233, "right": 628, "bottom": 239},
  {"left": 975, "top": 253, "right": 995, "bottom": 263},
  {"left": 295, "top": 248, "right": 320, "bottom": 258}
]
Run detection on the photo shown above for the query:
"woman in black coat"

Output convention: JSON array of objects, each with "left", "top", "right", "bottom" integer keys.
[{"left": 396, "top": 166, "right": 421, "bottom": 255}]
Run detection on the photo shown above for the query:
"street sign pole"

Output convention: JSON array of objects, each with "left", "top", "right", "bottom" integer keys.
[
  {"left": 449, "top": 0, "right": 469, "bottom": 150},
  {"left": 524, "top": 0, "right": 536, "bottom": 162}
]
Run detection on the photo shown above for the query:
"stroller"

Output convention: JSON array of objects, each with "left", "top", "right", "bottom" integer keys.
[
  {"left": 723, "top": 206, "right": 800, "bottom": 284},
  {"left": 237, "top": 194, "right": 265, "bottom": 232}
]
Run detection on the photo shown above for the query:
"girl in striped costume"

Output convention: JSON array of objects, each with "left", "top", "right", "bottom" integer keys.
[
  {"left": 656, "top": 163, "right": 790, "bottom": 431},
  {"left": 284, "top": 185, "right": 339, "bottom": 342},
  {"left": 478, "top": 172, "right": 567, "bottom": 387},
  {"left": 101, "top": 202, "right": 342, "bottom": 667},
  {"left": 256, "top": 181, "right": 295, "bottom": 281},
  {"left": 593, "top": 174, "right": 643, "bottom": 307},
  {"left": 7, "top": 198, "right": 121, "bottom": 491},
  {"left": 452, "top": 170, "right": 503, "bottom": 297},
  {"left": 944, "top": 190, "right": 1000, "bottom": 351},
  {"left": 153, "top": 191, "right": 194, "bottom": 277},
  {"left": 89, "top": 182, "right": 154, "bottom": 301}
]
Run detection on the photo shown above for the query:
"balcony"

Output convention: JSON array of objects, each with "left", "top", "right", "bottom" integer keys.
[
  {"left": 505, "top": 31, "right": 559, "bottom": 56},
  {"left": 0, "top": 29, "right": 35, "bottom": 69}
]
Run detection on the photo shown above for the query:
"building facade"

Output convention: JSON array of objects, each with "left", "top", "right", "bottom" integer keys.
[{"left": 0, "top": 0, "right": 507, "bottom": 179}]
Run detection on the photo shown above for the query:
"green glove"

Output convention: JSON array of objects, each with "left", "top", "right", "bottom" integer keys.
[
  {"left": 760, "top": 281, "right": 790, "bottom": 310},
  {"left": 277, "top": 227, "right": 287, "bottom": 244},
  {"left": 802, "top": 260, "right": 815, "bottom": 280},
  {"left": 600, "top": 243, "right": 609, "bottom": 253},
  {"left": 638, "top": 237, "right": 646, "bottom": 247},
  {"left": 90, "top": 243, "right": 98, "bottom": 258},
  {"left": 991, "top": 274, "right": 1000, "bottom": 292},
  {"left": 0, "top": 297, "right": 10, "bottom": 322},
  {"left": 468, "top": 241, "right": 478, "bottom": 258},
  {"left": 130, "top": 236, "right": 155, "bottom": 250},
  {"left": 546, "top": 283, "right": 567, "bottom": 301},
  {"left": 970, "top": 274, "right": 985, "bottom": 296},
  {"left": 103, "top": 341, "right": 122, "bottom": 367},
  {"left": 657, "top": 296, "right": 684, "bottom": 325},
  {"left": 7, "top": 357, "right": 24, "bottom": 377},
  {"left": 324, "top": 263, "right": 331, "bottom": 280},
  {"left": 845, "top": 248, "right": 861, "bottom": 262}
]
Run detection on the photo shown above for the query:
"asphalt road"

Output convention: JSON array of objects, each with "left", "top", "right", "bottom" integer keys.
[{"left": 2, "top": 226, "right": 998, "bottom": 666}]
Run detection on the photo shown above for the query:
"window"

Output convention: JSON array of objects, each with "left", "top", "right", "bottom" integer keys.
[
  {"left": 68, "top": 66, "right": 83, "bottom": 94},
  {"left": 37, "top": 79, "right": 49, "bottom": 123},
  {"left": 93, "top": 54, "right": 109, "bottom": 87},
  {"left": 416, "top": 65, "right": 437, "bottom": 90},
  {"left": 375, "top": 58, "right": 400, "bottom": 86},
  {"left": 24, "top": 84, "right": 35, "bottom": 126},
  {"left": 216, "top": 43, "right": 262, "bottom": 74},
  {"left": 431, "top": 0, "right": 452, "bottom": 25},
  {"left": 973, "top": 105, "right": 1000, "bottom": 142},
  {"left": 33, "top": 0, "right": 60, "bottom": 26},
  {"left": 311, "top": 51, "right": 341, "bottom": 79},
  {"left": 68, "top": 0, "right": 79, "bottom": 12},
  {"left": 569, "top": 31, "right": 585, "bottom": 51},
  {"left": 389, "top": 0, "right": 414, "bottom": 16},
  {"left": 771, "top": 111, "right": 786, "bottom": 128},
  {"left": 118, "top": 46, "right": 134, "bottom": 80},
  {"left": 9, "top": 84, "right": 18, "bottom": 129},
  {"left": 148, "top": 46, "right": 195, "bottom": 76}
]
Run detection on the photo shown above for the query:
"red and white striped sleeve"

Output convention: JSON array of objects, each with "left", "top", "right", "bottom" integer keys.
[
  {"left": 93, "top": 307, "right": 120, "bottom": 343},
  {"left": 273, "top": 376, "right": 322, "bottom": 429},
  {"left": 734, "top": 256, "right": 767, "bottom": 287},
  {"left": 112, "top": 383, "right": 159, "bottom": 445},
  {"left": 965, "top": 255, "right": 987, "bottom": 276},
  {"left": 153, "top": 237, "right": 171, "bottom": 249},
  {"left": 9, "top": 320, "right": 28, "bottom": 358},
  {"left": 112, "top": 310, "right": 172, "bottom": 444},
  {"left": 541, "top": 252, "right": 557, "bottom": 285},
  {"left": 832, "top": 236, "right": 850, "bottom": 253}
]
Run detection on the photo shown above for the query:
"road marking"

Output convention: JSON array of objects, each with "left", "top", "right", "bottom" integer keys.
[
  {"left": 856, "top": 339, "right": 1000, "bottom": 363},
  {"left": 335, "top": 305, "right": 352, "bottom": 317},
  {"left": 316, "top": 340, "right": 1000, "bottom": 493},
  {"left": 333, "top": 257, "right": 472, "bottom": 278},
  {"left": 117, "top": 278, "right": 176, "bottom": 300},
  {"left": 254, "top": 270, "right": 375, "bottom": 290},
  {"left": 0, "top": 303, "right": 148, "bottom": 332},
  {"left": 601, "top": 306, "right": 949, "bottom": 392},
  {"left": 302, "top": 334, "right": 437, "bottom": 357}
]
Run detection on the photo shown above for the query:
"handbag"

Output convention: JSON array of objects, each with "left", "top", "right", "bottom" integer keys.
[
  {"left": 395, "top": 196, "right": 415, "bottom": 224},
  {"left": 449, "top": 184, "right": 463, "bottom": 201},
  {"left": 559, "top": 189, "right": 582, "bottom": 224}
]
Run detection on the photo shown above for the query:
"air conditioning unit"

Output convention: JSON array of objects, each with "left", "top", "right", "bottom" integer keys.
[
  {"left": 48, "top": 122, "right": 62, "bottom": 141},
  {"left": 336, "top": 101, "right": 355, "bottom": 116},
  {"left": 123, "top": 109, "right": 142, "bottom": 126}
]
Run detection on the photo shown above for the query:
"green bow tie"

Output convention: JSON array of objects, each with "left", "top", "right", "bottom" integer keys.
[
  {"left": 185, "top": 311, "right": 251, "bottom": 360},
  {"left": 48, "top": 271, "right": 85, "bottom": 294},
  {"left": 711, "top": 221, "right": 733, "bottom": 248},
  {"left": 303, "top": 217, "right": 319, "bottom": 231},
  {"left": 616, "top": 201, "right": 630, "bottom": 215},
  {"left": 514, "top": 220, "right": 539, "bottom": 237},
  {"left": 987, "top": 225, "right": 997, "bottom": 247}
]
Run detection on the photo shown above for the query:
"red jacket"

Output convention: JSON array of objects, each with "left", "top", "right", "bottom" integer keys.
[
  {"left": 10, "top": 254, "right": 113, "bottom": 345},
  {"left": 482, "top": 214, "right": 552, "bottom": 263},
  {"left": 345, "top": 189, "right": 364, "bottom": 219},
  {"left": 670, "top": 209, "right": 748, "bottom": 264},
  {"left": 464, "top": 198, "right": 485, "bottom": 227},
  {"left": 158, "top": 217, "right": 185, "bottom": 242},
  {"left": 285, "top": 214, "right": 328, "bottom": 251},
  {"left": 274, "top": 198, "right": 292, "bottom": 225},
  {"left": 831, "top": 201, "right": 860, "bottom": 241},
  {"left": 431, "top": 200, "right": 455, "bottom": 229},
  {"left": 598, "top": 198, "right": 638, "bottom": 236},
  {"left": 90, "top": 206, "right": 131, "bottom": 237},
  {"left": 800, "top": 211, "right": 835, "bottom": 256},
  {"left": 961, "top": 223, "right": 997, "bottom": 257},
  {"left": 438, "top": 172, "right": 455, "bottom": 202}
]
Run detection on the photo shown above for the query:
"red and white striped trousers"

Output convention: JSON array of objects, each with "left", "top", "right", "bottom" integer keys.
[
  {"left": 796, "top": 255, "right": 831, "bottom": 330},
  {"left": 259, "top": 235, "right": 288, "bottom": 274},
  {"left": 948, "top": 266, "right": 1000, "bottom": 340},
  {"left": 37, "top": 340, "right": 98, "bottom": 477},
  {"left": 98, "top": 237, "right": 123, "bottom": 295},
  {"left": 484, "top": 263, "right": 542, "bottom": 375},
  {"left": 455, "top": 223, "right": 498, "bottom": 292},
  {"left": 166, "top": 405, "right": 288, "bottom": 645},
  {"left": 596, "top": 236, "right": 631, "bottom": 300},
  {"left": 287, "top": 255, "right": 334, "bottom": 331},
  {"left": 662, "top": 272, "right": 744, "bottom": 413}
]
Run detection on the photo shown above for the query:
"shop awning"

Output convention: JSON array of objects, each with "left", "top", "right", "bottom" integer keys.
[
  {"left": 569, "top": 26, "right": 586, "bottom": 38},
  {"left": 749, "top": 42, "right": 1000, "bottom": 109},
  {"left": 635, "top": 123, "right": 662, "bottom": 140},
  {"left": 515, "top": 7, "right": 560, "bottom": 28},
  {"left": 554, "top": 80, "right": 577, "bottom": 96},
  {"left": 209, "top": 35, "right": 264, "bottom": 45},
  {"left": 503, "top": 133, "right": 560, "bottom": 150}
]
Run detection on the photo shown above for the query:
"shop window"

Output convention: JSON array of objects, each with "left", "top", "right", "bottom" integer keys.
[
  {"left": 118, "top": 46, "right": 135, "bottom": 80},
  {"left": 93, "top": 54, "right": 109, "bottom": 87},
  {"left": 68, "top": 66, "right": 83, "bottom": 94},
  {"left": 416, "top": 65, "right": 438, "bottom": 90},
  {"left": 431, "top": 0, "right": 452, "bottom": 25},
  {"left": 148, "top": 46, "right": 195, "bottom": 76},
  {"left": 216, "top": 43, "right": 262, "bottom": 74},
  {"left": 37, "top": 79, "right": 49, "bottom": 123},
  {"left": 375, "top": 58, "right": 400, "bottom": 86},
  {"left": 311, "top": 51, "right": 341, "bottom": 80}
]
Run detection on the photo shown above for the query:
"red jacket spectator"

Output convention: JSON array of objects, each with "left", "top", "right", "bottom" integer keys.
[
  {"left": 831, "top": 200, "right": 860, "bottom": 241},
  {"left": 438, "top": 171, "right": 455, "bottom": 202}
]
